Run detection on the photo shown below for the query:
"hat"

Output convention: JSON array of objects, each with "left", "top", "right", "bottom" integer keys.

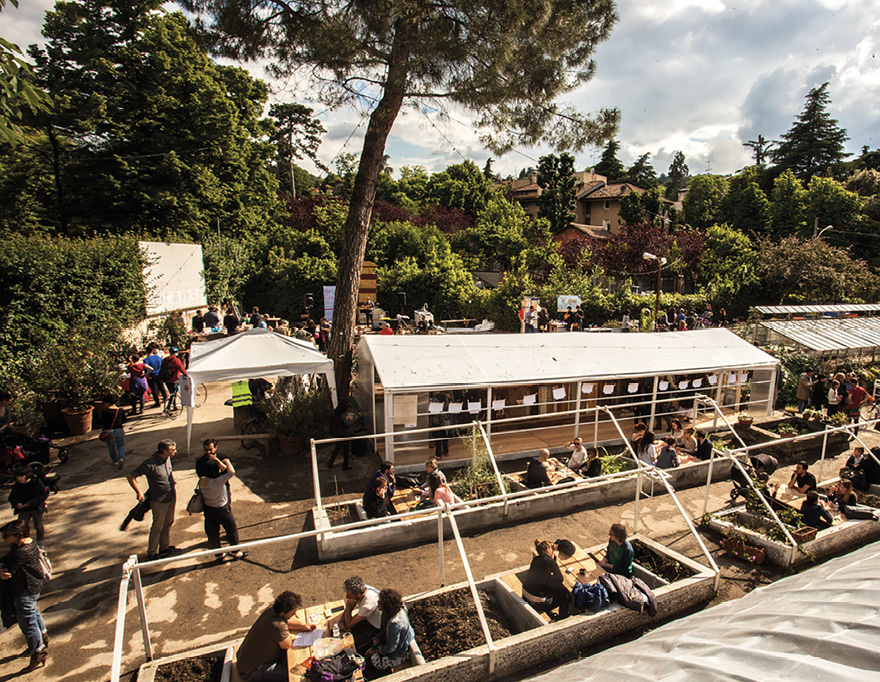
[{"left": 170, "top": 346, "right": 179, "bottom": 353}]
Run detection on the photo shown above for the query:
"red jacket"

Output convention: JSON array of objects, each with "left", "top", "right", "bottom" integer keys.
[{"left": 161, "top": 355, "right": 187, "bottom": 381}]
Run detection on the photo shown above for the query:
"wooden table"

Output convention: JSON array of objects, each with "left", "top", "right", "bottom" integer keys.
[
  {"left": 546, "top": 457, "right": 583, "bottom": 485},
  {"left": 287, "top": 600, "right": 363, "bottom": 681},
  {"left": 775, "top": 485, "right": 844, "bottom": 526},
  {"left": 391, "top": 487, "right": 423, "bottom": 514},
  {"left": 555, "top": 542, "right": 606, "bottom": 592}
]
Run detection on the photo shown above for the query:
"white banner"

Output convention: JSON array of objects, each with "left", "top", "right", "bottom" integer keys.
[{"left": 323, "top": 285, "right": 336, "bottom": 322}]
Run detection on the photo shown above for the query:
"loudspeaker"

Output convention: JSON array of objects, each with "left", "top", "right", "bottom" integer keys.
[{"left": 397, "top": 291, "right": 406, "bottom": 307}]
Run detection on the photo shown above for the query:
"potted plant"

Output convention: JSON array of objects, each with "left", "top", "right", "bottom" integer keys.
[
  {"left": 9, "top": 393, "right": 45, "bottom": 438},
  {"left": 784, "top": 404, "right": 798, "bottom": 415},
  {"left": 265, "top": 381, "right": 333, "bottom": 456},
  {"left": 721, "top": 527, "right": 766, "bottom": 564},
  {"left": 735, "top": 411, "right": 754, "bottom": 426}
]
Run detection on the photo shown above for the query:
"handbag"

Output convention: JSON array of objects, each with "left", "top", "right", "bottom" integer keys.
[
  {"left": 99, "top": 409, "right": 119, "bottom": 442},
  {"left": 186, "top": 487, "right": 204, "bottom": 514}
]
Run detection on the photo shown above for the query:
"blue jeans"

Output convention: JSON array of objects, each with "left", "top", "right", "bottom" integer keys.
[
  {"left": 106, "top": 428, "right": 125, "bottom": 463},
  {"left": 13, "top": 591, "right": 47, "bottom": 654},
  {"left": 243, "top": 660, "right": 287, "bottom": 682},
  {"left": 797, "top": 398, "right": 808, "bottom": 412}
]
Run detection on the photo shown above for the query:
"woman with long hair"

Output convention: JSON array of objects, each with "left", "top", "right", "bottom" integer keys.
[
  {"left": 1, "top": 519, "right": 49, "bottom": 670},
  {"left": 428, "top": 472, "right": 455, "bottom": 506},
  {"left": 127, "top": 353, "right": 149, "bottom": 415},
  {"left": 584, "top": 448, "right": 602, "bottom": 478},
  {"left": 100, "top": 394, "right": 128, "bottom": 469},
  {"left": 365, "top": 588, "right": 414, "bottom": 672},
  {"left": 635, "top": 430, "right": 657, "bottom": 466}
]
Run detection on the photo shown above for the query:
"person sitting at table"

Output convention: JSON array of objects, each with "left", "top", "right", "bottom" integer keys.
[
  {"left": 582, "top": 448, "right": 602, "bottom": 478},
  {"left": 236, "top": 590, "right": 314, "bottom": 682},
  {"left": 523, "top": 539, "right": 570, "bottom": 621},
  {"left": 655, "top": 438, "right": 680, "bottom": 469},
  {"left": 365, "top": 588, "right": 415, "bottom": 673},
  {"left": 366, "top": 461, "right": 397, "bottom": 499},
  {"left": 828, "top": 479, "right": 857, "bottom": 510},
  {"left": 526, "top": 449, "right": 552, "bottom": 488},
  {"left": 670, "top": 419, "right": 684, "bottom": 443},
  {"left": 788, "top": 461, "right": 818, "bottom": 493},
  {"left": 678, "top": 427, "right": 697, "bottom": 455},
  {"left": 566, "top": 437, "right": 588, "bottom": 472},
  {"left": 630, "top": 422, "right": 647, "bottom": 443},
  {"left": 192, "top": 309, "right": 205, "bottom": 333},
  {"left": 340, "top": 576, "right": 382, "bottom": 654},
  {"left": 634, "top": 430, "right": 657, "bottom": 466},
  {"left": 695, "top": 430, "right": 713, "bottom": 461},
  {"left": 363, "top": 477, "right": 391, "bottom": 519},
  {"left": 843, "top": 446, "right": 870, "bottom": 491},
  {"left": 419, "top": 458, "right": 439, "bottom": 493},
  {"left": 598, "top": 523, "right": 634, "bottom": 577},
  {"left": 428, "top": 473, "right": 455, "bottom": 506},
  {"left": 223, "top": 308, "right": 239, "bottom": 335},
  {"left": 800, "top": 490, "right": 833, "bottom": 530}
]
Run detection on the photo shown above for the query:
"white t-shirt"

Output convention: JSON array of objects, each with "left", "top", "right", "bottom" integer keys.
[
  {"left": 568, "top": 445, "right": 587, "bottom": 470},
  {"left": 828, "top": 388, "right": 840, "bottom": 406},
  {"left": 357, "top": 586, "right": 382, "bottom": 628}
]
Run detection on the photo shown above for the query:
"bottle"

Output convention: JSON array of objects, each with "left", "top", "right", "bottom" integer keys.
[{"left": 332, "top": 623, "right": 340, "bottom": 638}]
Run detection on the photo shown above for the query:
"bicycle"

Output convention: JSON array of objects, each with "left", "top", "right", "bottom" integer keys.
[{"left": 163, "top": 380, "right": 207, "bottom": 419}]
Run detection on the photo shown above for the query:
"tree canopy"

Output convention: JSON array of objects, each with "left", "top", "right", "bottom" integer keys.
[
  {"left": 594, "top": 138, "right": 625, "bottom": 182},
  {"left": 537, "top": 152, "right": 577, "bottom": 233},
  {"left": 771, "top": 82, "right": 849, "bottom": 180}
]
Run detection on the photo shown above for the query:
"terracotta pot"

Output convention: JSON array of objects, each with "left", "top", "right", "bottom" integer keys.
[
  {"left": 10, "top": 423, "right": 41, "bottom": 438},
  {"left": 277, "top": 434, "right": 304, "bottom": 456},
  {"left": 722, "top": 538, "right": 766, "bottom": 565},
  {"left": 737, "top": 418, "right": 754, "bottom": 426},
  {"left": 62, "top": 406, "right": 94, "bottom": 436},
  {"left": 91, "top": 400, "right": 109, "bottom": 423}
]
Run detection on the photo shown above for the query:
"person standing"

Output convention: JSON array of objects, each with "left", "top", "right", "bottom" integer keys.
[
  {"left": 796, "top": 369, "right": 814, "bottom": 413},
  {"left": 126, "top": 440, "right": 179, "bottom": 561},
  {"left": 100, "top": 394, "right": 128, "bottom": 469},
  {"left": 328, "top": 402, "right": 352, "bottom": 470},
  {"left": 621, "top": 309, "right": 631, "bottom": 332},
  {"left": 1, "top": 519, "right": 49, "bottom": 671},
  {"left": 8, "top": 468, "right": 49, "bottom": 546},
  {"left": 223, "top": 308, "right": 240, "bottom": 335},
  {"left": 192, "top": 310, "right": 205, "bottom": 333},
  {"left": 523, "top": 305, "right": 535, "bottom": 333},
  {"left": 127, "top": 354, "right": 149, "bottom": 415},
  {"left": 160, "top": 347, "right": 187, "bottom": 397},
  {"left": 198, "top": 458, "right": 248, "bottom": 561},
  {"left": 846, "top": 377, "right": 874, "bottom": 438},
  {"left": 563, "top": 306, "right": 574, "bottom": 331},
  {"left": 143, "top": 345, "right": 166, "bottom": 408},
  {"left": 827, "top": 379, "right": 842, "bottom": 416},
  {"left": 203, "top": 306, "right": 221, "bottom": 329},
  {"left": 575, "top": 305, "right": 585, "bottom": 331}
]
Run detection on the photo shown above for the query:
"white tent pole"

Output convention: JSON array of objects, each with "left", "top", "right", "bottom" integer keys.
[
  {"left": 326, "top": 370, "right": 339, "bottom": 408},
  {"left": 486, "top": 387, "right": 493, "bottom": 441},
  {"left": 649, "top": 375, "right": 659, "bottom": 432},
  {"left": 818, "top": 430, "right": 829, "bottom": 483},
  {"left": 574, "top": 380, "right": 583, "bottom": 438},
  {"left": 185, "top": 406, "right": 194, "bottom": 455},
  {"left": 311, "top": 438, "right": 323, "bottom": 521}
]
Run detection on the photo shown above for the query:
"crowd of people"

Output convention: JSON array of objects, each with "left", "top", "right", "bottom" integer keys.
[
  {"left": 796, "top": 369, "right": 875, "bottom": 436},
  {"left": 517, "top": 303, "right": 728, "bottom": 333}
]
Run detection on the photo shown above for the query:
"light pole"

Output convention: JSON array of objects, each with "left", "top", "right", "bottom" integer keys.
[{"left": 643, "top": 252, "right": 667, "bottom": 331}]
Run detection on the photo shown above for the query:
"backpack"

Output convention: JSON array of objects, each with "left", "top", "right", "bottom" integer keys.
[
  {"left": 158, "top": 358, "right": 174, "bottom": 383},
  {"left": 37, "top": 546, "right": 52, "bottom": 580},
  {"left": 571, "top": 581, "right": 607, "bottom": 613}
]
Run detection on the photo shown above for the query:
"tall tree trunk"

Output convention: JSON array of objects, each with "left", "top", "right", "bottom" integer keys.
[
  {"left": 328, "top": 21, "right": 413, "bottom": 396},
  {"left": 47, "top": 128, "right": 68, "bottom": 235}
]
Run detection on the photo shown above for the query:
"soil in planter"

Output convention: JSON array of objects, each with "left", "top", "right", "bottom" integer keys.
[
  {"left": 408, "top": 588, "right": 516, "bottom": 661},
  {"left": 155, "top": 654, "right": 223, "bottom": 682},
  {"left": 631, "top": 540, "right": 695, "bottom": 582}
]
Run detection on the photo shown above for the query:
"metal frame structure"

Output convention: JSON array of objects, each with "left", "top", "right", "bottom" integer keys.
[{"left": 111, "top": 409, "right": 720, "bottom": 682}]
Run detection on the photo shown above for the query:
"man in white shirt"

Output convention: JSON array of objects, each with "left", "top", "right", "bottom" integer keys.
[{"left": 339, "top": 575, "right": 382, "bottom": 654}]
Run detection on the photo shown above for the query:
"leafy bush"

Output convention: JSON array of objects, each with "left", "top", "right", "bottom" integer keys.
[{"left": 449, "top": 426, "right": 508, "bottom": 500}]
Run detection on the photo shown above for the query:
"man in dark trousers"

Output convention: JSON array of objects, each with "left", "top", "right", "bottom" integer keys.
[{"left": 126, "top": 439, "right": 179, "bottom": 561}]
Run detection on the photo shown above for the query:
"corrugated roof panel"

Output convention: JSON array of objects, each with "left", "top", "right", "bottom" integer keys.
[{"left": 760, "top": 318, "right": 880, "bottom": 352}]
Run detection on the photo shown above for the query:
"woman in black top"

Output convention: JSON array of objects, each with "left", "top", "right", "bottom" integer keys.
[
  {"left": 523, "top": 539, "right": 569, "bottom": 620},
  {"left": 223, "top": 308, "right": 239, "bottom": 335},
  {"left": 1, "top": 519, "right": 48, "bottom": 670},
  {"left": 100, "top": 394, "right": 128, "bottom": 469},
  {"left": 584, "top": 449, "right": 602, "bottom": 478}
]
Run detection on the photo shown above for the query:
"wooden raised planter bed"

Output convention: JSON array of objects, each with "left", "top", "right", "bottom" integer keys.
[
  {"left": 735, "top": 417, "right": 848, "bottom": 463},
  {"left": 722, "top": 538, "right": 766, "bottom": 565}
]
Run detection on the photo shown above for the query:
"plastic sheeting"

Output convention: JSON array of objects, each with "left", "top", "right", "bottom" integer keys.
[
  {"left": 760, "top": 318, "right": 880, "bottom": 352},
  {"left": 359, "top": 328, "right": 777, "bottom": 391},
  {"left": 527, "top": 540, "right": 880, "bottom": 682}
]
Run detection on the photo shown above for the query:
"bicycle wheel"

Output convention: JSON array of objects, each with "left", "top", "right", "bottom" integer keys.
[
  {"left": 241, "top": 421, "right": 258, "bottom": 449},
  {"left": 164, "top": 394, "right": 182, "bottom": 420},
  {"left": 194, "top": 383, "right": 208, "bottom": 408}
]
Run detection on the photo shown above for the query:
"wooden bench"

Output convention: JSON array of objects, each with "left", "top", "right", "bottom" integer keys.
[{"left": 500, "top": 572, "right": 551, "bottom": 623}]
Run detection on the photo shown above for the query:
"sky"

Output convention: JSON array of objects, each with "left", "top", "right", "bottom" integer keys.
[{"left": 7, "top": 0, "right": 880, "bottom": 180}]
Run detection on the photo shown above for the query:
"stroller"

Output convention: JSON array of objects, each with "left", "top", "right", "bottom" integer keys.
[
  {"left": 730, "top": 453, "right": 778, "bottom": 503},
  {"left": 0, "top": 431, "right": 67, "bottom": 493}
]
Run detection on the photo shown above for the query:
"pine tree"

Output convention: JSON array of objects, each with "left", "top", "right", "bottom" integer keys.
[
  {"left": 665, "top": 151, "right": 689, "bottom": 200},
  {"left": 771, "top": 82, "right": 849, "bottom": 180},
  {"left": 594, "top": 138, "right": 625, "bottom": 182},
  {"left": 625, "top": 153, "right": 657, "bottom": 188},
  {"left": 537, "top": 153, "right": 577, "bottom": 233}
]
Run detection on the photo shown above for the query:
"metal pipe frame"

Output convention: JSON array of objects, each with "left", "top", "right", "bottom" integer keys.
[{"left": 476, "top": 421, "right": 509, "bottom": 517}]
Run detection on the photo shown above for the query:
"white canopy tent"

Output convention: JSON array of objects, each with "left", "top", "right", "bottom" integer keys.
[{"left": 183, "top": 328, "right": 337, "bottom": 452}]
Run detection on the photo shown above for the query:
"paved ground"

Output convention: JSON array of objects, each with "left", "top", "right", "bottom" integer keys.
[{"left": 0, "top": 385, "right": 876, "bottom": 682}]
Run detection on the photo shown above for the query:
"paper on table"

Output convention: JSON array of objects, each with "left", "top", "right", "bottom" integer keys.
[
  {"left": 627, "top": 383, "right": 639, "bottom": 393},
  {"left": 658, "top": 381, "right": 669, "bottom": 391},
  {"left": 492, "top": 399, "right": 506, "bottom": 411},
  {"left": 582, "top": 383, "right": 594, "bottom": 394},
  {"left": 523, "top": 394, "right": 537, "bottom": 405},
  {"left": 448, "top": 402, "right": 463, "bottom": 413},
  {"left": 428, "top": 401, "right": 443, "bottom": 414},
  {"left": 602, "top": 385, "right": 614, "bottom": 395},
  {"left": 293, "top": 629, "right": 324, "bottom": 647},
  {"left": 468, "top": 401, "right": 481, "bottom": 414},
  {"left": 553, "top": 387, "right": 566, "bottom": 400}
]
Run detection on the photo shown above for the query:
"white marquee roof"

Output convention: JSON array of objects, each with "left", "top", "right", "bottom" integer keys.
[
  {"left": 187, "top": 327, "right": 333, "bottom": 383},
  {"left": 359, "top": 328, "right": 777, "bottom": 392}
]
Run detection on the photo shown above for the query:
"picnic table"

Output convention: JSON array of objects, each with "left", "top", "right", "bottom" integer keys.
[
  {"left": 390, "top": 487, "right": 423, "bottom": 514},
  {"left": 545, "top": 457, "right": 583, "bottom": 485},
  {"left": 775, "top": 484, "right": 844, "bottom": 526},
  {"left": 555, "top": 541, "right": 606, "bottom": 591},
  {"left": 286, "top": 600, "right": 363, "bottom": 682}
]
